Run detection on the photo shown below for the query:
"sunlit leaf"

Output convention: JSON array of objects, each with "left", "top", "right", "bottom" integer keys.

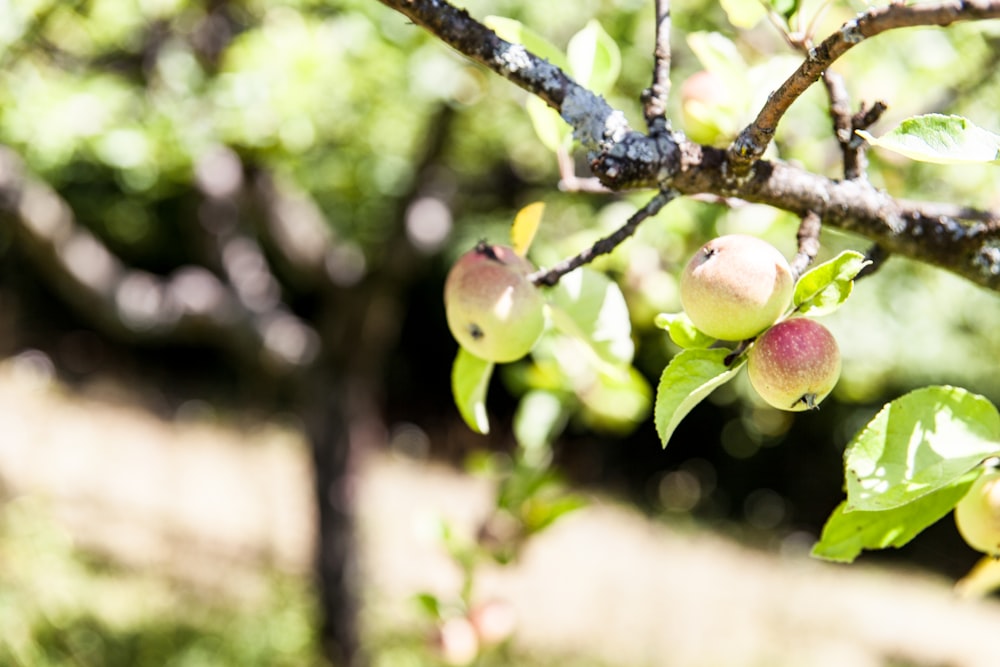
[
  {"left": 812, "top": 473, "right": 976, "bottom": 562},
  {"left": 654, "top": 312, "right": 716, "bottom": 349},
  {"left": 686, "top": 32, "right": 749, "bottom": 92},
  {"left": 510, "top": 201, "right": 545, "bottom": 257},
  {"left": 844, "top": 386, "right": 1000, "bottom": 511},
  {"left": 579, "top": 365, "right": 652, "bottom": 434},
  {"left": 514, "top": 389, "right": 569, "bottom": 451},
  {"left": 857, "top": 114, "right": 1000, "bottom": 164},
  {"left": 655, "top": 348, "right": 743, "bottom": 448},
  {"left": 721, "top": 0, "right": 768, "bottom": 29},
  {"left": 792, "top": 250, "right": 870, "bottom": 317},
  {"left": 452, "top": 347, "right": 495, "bottom": 434},
  {"left": 566, "top": 19, "right": 621, "bottom": 94},
  {"left": 526, "top": 96, "right": 572, "bottom": 153},
  {"left": 548, "top": 268, "right": 634, "bottom": 366}
]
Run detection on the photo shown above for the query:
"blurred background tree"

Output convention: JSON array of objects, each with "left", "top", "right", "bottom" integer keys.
[{"left": 2, "top": 0, "right": 1000, "bottom": 665}]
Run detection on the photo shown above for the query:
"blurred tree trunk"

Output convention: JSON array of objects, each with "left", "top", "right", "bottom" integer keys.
[{"left": 304, "top": 368, "right": 363, "bottom": 667}]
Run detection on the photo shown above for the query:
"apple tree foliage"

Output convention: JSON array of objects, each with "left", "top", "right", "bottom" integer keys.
[{"left": 400, "top": 0, "right": 1000, "bottom": 586}]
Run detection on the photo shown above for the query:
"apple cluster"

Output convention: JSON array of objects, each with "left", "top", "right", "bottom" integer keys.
[
  {"left": 679, "top": 234, "right": 842, "bottom": 411},
  {"left": 444, "top": 242, "right": 546, "bottom": 363}
]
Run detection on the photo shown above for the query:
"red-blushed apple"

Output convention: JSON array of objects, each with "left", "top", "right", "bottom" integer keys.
[
  {"left": 433, "top": 616, "right": 479, "bottom": 666},
  {"left": 747, "top": 317, "right": 841, "bottom": 411},
  {"left": 468, "top": 598, "right": 517, "bottom": 646},
  {"left": 955, "top": 468, "right": 1000, "bottom": 557},
  {"left": 444, "top": 242, "right": 545, "bottom": 363},
  {"left": 679, "top": 234, "right": 793, "bottom": 341}
]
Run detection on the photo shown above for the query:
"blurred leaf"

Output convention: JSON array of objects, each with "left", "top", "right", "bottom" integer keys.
[
  {"left": 452, "top": 348, "right": 495, "bottom": 435},
  {"left": 413, "top": 592, "right": 443, "bottom": 619},
  {"left": 484, "top": 15, "right": 569, "bottom": 70},
  {"left": 566, "top": 19, "right": 621, "bottom": 94},
  {"left": 845, "top": 386, "right": 1000, "bottom": 512},
  {"left": 655, "top": 348, "right": 743, "bottom": 448},
  {"left": 792, "top": 250, "right": 870, "bottom": 317},
  {"left": 686, "top": 32, "right": 748, "bottom": 89},
  {"left": 654, "top": 312, "right": 716, "bottom": 349},
  {"left": 514, "top": 389, "right": 569, "bottom": 451},
  {"left": 770, "top": 0, "right": 800, "bottom": 21},
  {"left": 857, "top": 114, "right": 1000, "bottom": 164},
  {"left": 526, "top": 96, "right": 572, "bottom": 152},
  {"left": 721, "top": 0, "right": 768, "bottom": 29},
  {"left": 511, "top": 201, "right": 545, "bottom": 257},
  {"left": 548, "top": 268, "right": 634, "bottom": 366},
  {"left": 522, "top": 492, "right": 587, "bottom": 534},
  {"left": 579, "top": 365, "right": 652, "bottom": 434},
  {"left": 812, "top": 475, "right": 975, "bottom": 562}
]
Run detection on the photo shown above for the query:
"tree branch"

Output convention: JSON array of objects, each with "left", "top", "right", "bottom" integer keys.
[
  {"left": 727, "top": 0, "right": 1000, "bottom": 174},
  {"left": 529, "top": 190, "right": 677, "bottom": 286},
  {"left": 375, "top": 0, "right": 1000, "bottom": 293},
  {"left": 641, "top": 0, "right": 672, "bottom": 135}
]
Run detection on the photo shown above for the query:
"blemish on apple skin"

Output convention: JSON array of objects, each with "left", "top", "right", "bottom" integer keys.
[{"left": 468, "top": 323, "right": 484, "bottom": 340}]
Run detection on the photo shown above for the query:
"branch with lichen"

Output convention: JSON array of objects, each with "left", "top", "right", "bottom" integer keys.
[{"left": 375, "top": 0, "right": 1000, "bottom": 293}]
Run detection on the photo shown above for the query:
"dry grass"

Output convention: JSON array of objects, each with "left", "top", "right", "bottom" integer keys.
[{"left": 2, "top": 360, "right": 1000, "bottom": 666}]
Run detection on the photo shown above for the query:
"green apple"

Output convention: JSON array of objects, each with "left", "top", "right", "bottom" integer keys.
[
  {"left": 679, "top": 234, "right": 793, "bottom": 341},
  {"left": 444, "top": 242, "right": 545, "bottom": 363},
  {"left": 747, "top": 317, "right": 841, "bottom": 411},
  {"left": 955, "top": 468, "right": 1000, "bottom": 557}
]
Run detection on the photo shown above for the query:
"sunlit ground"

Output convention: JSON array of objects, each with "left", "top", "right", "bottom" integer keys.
[{"left": 2, "top": 357, "right": 1000, "bottom": 667}]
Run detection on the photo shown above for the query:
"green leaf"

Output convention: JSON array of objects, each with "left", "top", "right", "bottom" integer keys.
[
  {"left": 452, "top": 348, "right": 495, "bottom": 434},
  {"left": 720, "top": 0, "right": 768, "bottom": 29},
  {"left": 856, "top": 114, "right": 1000, "bottom": 165},
  {"left": 579, "top": 365, "right": 652, "bottom": 434},
  {"left": 792, "top": 250, "right": 870, "bottom": 317},
  {"left": 483, "top": 16, "right": 568, "bottom": 70},
  {"left": 654, "top": 312, "right": 716, "bottom": 349},
  {"left": 548, "top": 268, "right": 634, "bottom": 367},
  {"left": 655, "top": 348, "right": 744, "bottom": 448},
  {"left": 769, "top": 0, "right": 800, "bottom": 21},
  {"left": 526, "top": 95, "right": 572, "bottom": 153},
  {"left": 845, "top": 386, "right": 1000, "bottom": 512},
  {"left": 413, "top": 592, "right": 443, "bottom": 619},
  {"left": 812, "top": 473, "right": 977, "bottom": 562},
  {"left": 686, "top": 32, "right": 749, "bottom": 94},
  {"left": 566, "top": 20, "right": 621, "bottom": 94},
  {"left": 514, "top": 389, "right": 569, "bottom": 452}
]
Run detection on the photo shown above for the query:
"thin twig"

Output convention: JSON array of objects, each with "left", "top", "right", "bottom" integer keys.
[
  {"left": 791, "top": 211, "right": 822, "bottom": 280},
  {"left": 530, "top": 189, "right": 677, "bottom": 286},
  {"left": 846, "top": 99, "right": 888, "bottom": 179},
  {"left": 557, "top": 146, "right": 612, "bottom": 193},
  {"left": 641, "top": 0, "right": 672, "bottom": 134}
]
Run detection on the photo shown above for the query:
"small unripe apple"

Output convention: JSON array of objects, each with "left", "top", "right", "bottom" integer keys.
[
  {"left": 747, "top": 318, "right": 840, "bottom": 411},
  {"left": 444, "top": 242, "right": 545, "bottom": 363},
  {"left": 954, "top": 468, "right": 1000, "bottom": 557},
  {"left": 679, "top": 234, "right": 793, "bottom": 341},
  {"left": 680, "top": 70, "right": 731, "bottom": 145}
]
